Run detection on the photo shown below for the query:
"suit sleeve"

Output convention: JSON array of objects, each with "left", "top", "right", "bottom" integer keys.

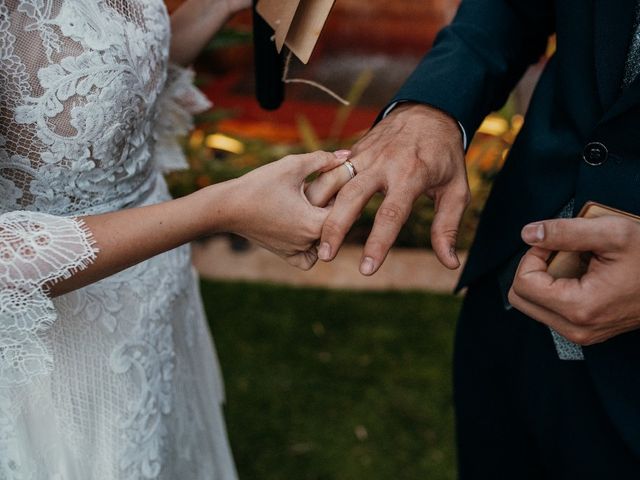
[{"left": 389, "top": 0, "right": 555, "bottom": 138}]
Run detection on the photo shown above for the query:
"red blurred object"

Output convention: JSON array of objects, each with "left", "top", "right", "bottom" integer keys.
[
  {"left": 201, "top": 74, "right": 379, "bottom": 142},
  {"left": 324, "top": 0, "right": 460, "bottom": 56},
  {"left": 172, "top": 1, "right": 462, "bottom": 143}
]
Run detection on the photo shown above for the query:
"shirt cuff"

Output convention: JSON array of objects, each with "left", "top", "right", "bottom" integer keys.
[{"left": 383, "top": 101, "right": 468, "bottom": 150}]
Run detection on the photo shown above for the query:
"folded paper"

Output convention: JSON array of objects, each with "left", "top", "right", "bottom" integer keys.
[{"left": 256, "top": 0, "right": 336, "bottom": 64}]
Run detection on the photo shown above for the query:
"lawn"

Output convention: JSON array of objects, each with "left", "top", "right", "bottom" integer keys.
[{"left": 200, "top": 280, "right": 462, "bottom": 480}]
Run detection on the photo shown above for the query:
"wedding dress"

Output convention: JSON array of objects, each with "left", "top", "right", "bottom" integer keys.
[{"left": 0, "top": 1, "right": 239, "bottom": 478}]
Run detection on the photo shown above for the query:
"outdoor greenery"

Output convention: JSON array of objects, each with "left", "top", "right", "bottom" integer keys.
[{"left": 202, "top": 280, "right": 462, "bottom": 480}]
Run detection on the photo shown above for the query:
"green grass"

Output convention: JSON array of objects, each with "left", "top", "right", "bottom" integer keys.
[{"left": 201, "top": 281, "right": 462, "bottom": 480}]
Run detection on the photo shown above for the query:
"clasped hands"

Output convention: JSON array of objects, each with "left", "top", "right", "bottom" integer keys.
[
  {"left": 226, "top": 103, "right": 470, "bottom": 274},
  {"left": 231, "top": 100, "right": 640, "bottom": 348},
  {"left": 230, "top": 101, "right": 640, "bottom": 346}
]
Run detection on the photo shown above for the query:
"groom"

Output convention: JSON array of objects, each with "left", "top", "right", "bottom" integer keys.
[{"left": 317, "top": 0, "right": 640, "bottom": 477}]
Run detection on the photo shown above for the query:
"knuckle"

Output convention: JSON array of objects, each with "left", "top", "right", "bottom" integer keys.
[
  {"left": 338, "top": 177, "right": 367, "bottom": 202},
  {"left": 309, "top": 222, "right": 323, "bottom": 239},
  {"left": 433, "top": 224, "right": 459, "bottom": 242},
  {"left": 287, "top": 257, "right": 304, "bottom": 269},
  {"left": 510, "top": 280, "right": 524, "bottom": 298},
  {"left": 565, "top": 329, "right": 592, "bottom": 346},
  {"left": 376, "top": 202, "right": 407, "bottom": 224},
  {"left": 450, "top": 184, "right": 471, "bottom": 206},
  {"left": 299, "top": 261, "right": 313, "bottom": 271},
  {"left": 544, "top": 220, "right": 562, "bottom": 241},
  {"left": 447, "top": 227, "right": 459, "bottom": 241},
  {"left": 397, "top": 158, "right": 424, "bottom": 179},
  {"left": 397, "top": 166, "right": 430, "bottom": 192},
  {"left": 569, "top": 307, "right": 591, "bottom": 326}
]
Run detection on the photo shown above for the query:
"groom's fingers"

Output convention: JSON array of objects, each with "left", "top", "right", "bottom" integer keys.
[
  {"left": 430, "top": 182, "right": 470, "bottom": 269},
  {"left": 318, "top": 174, "right": 379, "bottom": 261},
  {"left": 359, "top": 190, "right": 413, "bottom": 275}
]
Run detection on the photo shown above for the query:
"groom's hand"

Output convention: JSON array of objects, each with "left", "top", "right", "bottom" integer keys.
[
  {"left": 317, "top": 103, "right": 469, "bottom": 275},
  {"left": 509, "top": 217, "right": 640, "bottom": 345}
]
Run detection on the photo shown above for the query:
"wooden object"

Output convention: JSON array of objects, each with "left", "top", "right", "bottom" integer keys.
[{"left": 547, "top": 202, "right": 640, "bottom": 278}]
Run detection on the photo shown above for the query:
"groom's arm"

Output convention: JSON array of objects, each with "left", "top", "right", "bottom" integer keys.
[
  {"left": 317, "top": 0, "right": 556, "bottom": 275},
  {"left": 390, "top": 0, "right": 555, "bottom": 139}
]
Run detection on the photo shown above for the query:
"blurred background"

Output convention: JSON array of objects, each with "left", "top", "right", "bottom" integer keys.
[{"left": 165, "top": 1, "right": 552, "bottom": 478}]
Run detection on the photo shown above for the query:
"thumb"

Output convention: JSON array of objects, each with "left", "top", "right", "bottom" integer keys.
[{"left": 521, "top": 217, "right": 632, "bottom": 253}]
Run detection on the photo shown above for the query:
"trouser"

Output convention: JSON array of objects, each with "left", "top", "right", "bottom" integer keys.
[{"left": 454, "top": 278, "right": 640, "bottom": 479}]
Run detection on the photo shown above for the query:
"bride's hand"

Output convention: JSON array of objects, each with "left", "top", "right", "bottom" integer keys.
[{"left": 220, "top": 150, "right": 351, "bottom": 270}]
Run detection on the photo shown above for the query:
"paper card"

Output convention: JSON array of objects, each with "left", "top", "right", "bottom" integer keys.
[
  {"left": 256, "top": 0, "right": 335, "bottom": 64},
  {"left": 255, "top": 0, "right": 300, "bottom": 53},
  {"left": 547, "top": 202, "right": 640, "bottom": 278}
]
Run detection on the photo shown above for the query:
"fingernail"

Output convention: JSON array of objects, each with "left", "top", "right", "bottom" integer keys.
[
  {"left": 318, "top": 242, "right": 331, "bottom": 260},
  {"left": 360, "top": 256, "right": 375, "bottom": 275},
  {"left": 522, "top": 223, "right": 545, "bottom": 244},
  {"left": 333, "top": 150, "right": 351, "bottom": 160}
]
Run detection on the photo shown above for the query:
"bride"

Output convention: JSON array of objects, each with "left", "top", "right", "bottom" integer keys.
[{"left": 0, "top": 0, "right": 352, "bottom": 478}]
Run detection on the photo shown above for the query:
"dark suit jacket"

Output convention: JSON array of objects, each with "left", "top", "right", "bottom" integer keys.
[{"left": 390, "top": 0, "right": 640, "bottom": 459}]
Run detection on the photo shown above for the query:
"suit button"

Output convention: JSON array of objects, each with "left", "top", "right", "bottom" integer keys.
[{"left": 583, "top": 142, "right": 608, "bottom": 166}]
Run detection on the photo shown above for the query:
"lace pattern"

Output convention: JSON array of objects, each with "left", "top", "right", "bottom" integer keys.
[
  {"left": 153, "top": 65, "right": 212, "bottom": 173},
  {"left": 0, "top": 211, "right": 97, "bottom": 386},
  {"left": 0, "top": 0, "right": 234, "bottom": 478},
  {"left": 1, "top": 0, "right": 169, "bottom": 216}
]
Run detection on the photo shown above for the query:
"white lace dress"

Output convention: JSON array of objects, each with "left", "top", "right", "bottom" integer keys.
[{"left": 0, "top": 1, "right": 238, "bottom": 478}]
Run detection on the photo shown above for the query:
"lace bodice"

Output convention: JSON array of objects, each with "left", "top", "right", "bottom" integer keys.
[
  {"left": 0, "top": 2, "right": 232, "bottom": 479},
  {"left": 0, "top": 0, "right": 196, "bottom": 216}
]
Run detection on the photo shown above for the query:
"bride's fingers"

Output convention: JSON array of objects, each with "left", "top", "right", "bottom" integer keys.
[
  {"left": 305, "top": 162, "right": 354, "bottom": 207},
  {"left": 286, "top": 249, "right": 319, "bottom": 271},
  {"left": 291, "top": 150, "right": 351, "bottom": 179}
]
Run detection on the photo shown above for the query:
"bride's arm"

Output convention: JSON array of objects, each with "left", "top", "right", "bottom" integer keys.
[
  {"left": 47, "top": 150, "right": 349, "bottom": 297},
  {"left": 169, "top": 0, "right": 251, "bottom": 66}
]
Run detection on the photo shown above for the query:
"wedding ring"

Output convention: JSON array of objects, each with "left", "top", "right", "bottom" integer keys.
[{"left": 343, "top": 160, "right": 357, "bottom": 179}]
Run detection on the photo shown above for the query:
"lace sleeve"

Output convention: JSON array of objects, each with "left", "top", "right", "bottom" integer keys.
[
  {"left": 0, "top": 211, "right": 97, "bottom": 386},
  {"left": 153, "top": 63, "right": 212, "bottom": 173}
]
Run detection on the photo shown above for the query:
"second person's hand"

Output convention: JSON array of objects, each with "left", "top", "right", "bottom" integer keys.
[
  {"left": 313, "top": 103, "right": 469, "bottom": 275},
  {"left": 509, "top": 216, "right": 640, "bottom": 346}
]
